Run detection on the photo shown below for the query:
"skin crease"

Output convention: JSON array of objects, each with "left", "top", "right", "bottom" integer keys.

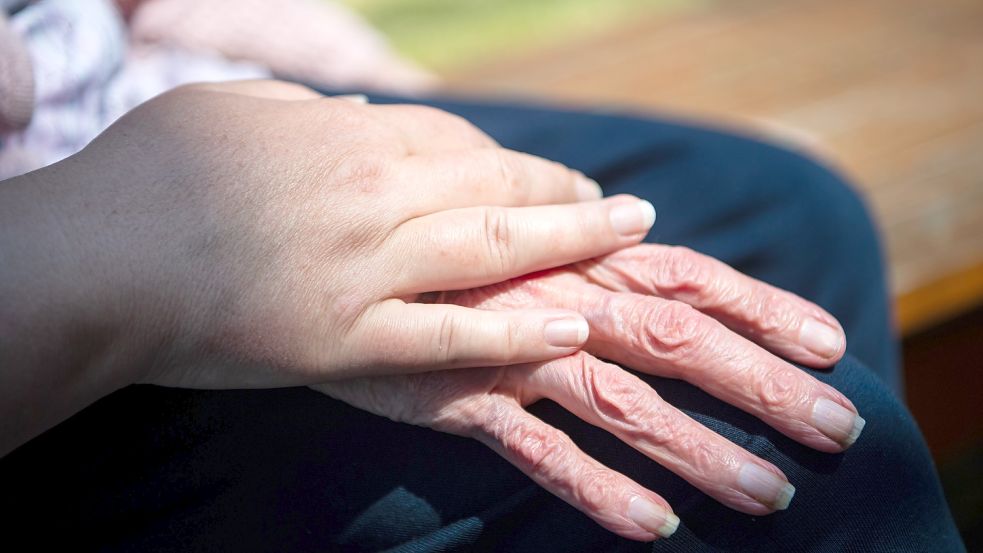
[
  {"left": 317, "top": 244, "right": 860, "bottom": 542},
  {"left": 0, "top": 80, "right": 860, "bottom": 543}
]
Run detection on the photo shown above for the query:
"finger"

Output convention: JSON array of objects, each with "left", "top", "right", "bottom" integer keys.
[
  {"left": 516, "top": 353, "right": 796, "bottom": 515},
  {"left": 334, "top": 94, "right": 369, "bottom": 104},
  {"left": 370, "top": 103, "right": 499, "bottom": 153},
  {"left": 343, "top": 300, "right": 589, "bottom": 375},
  {"left": 184, "top": 79, "right": 323, "bottom": 100},
  {"left": 394, "top": 148, "right": 600, "bottom": 217},
  {"left": 389, "top": 195, "right": 655, "bottom": 295},
  {"left": 579, "top": 244, "right": 846, "bottom": 366},
  {"left": 472, "top": 398, "right": 679, "bottom": 541},
  {"left": 584, "top": 293, "right": 864, "bottom": 453}
]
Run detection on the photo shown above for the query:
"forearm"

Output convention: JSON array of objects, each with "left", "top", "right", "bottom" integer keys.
[{"left": 0, "top": 166, "right": 135, "bottom": 457}]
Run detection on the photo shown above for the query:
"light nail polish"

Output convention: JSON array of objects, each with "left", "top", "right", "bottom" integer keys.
[
  {"left": 610, "top": 200, "right": 656, "bottom": 236},
  {"left": 737, "top": 463, "right": 796, "bottom": 510},
  {"left": 544, "top": 318, "right": 589, "bottom": 347},
  {"left": 812, "top": 398, "right": 866, "bottom": 447},
  {"left": 627, "top": 497, "right": 680, "bottom": 538},
  {"left": 575, "top": 174, "right": 604, "bottom": 200},
  {"left": 800, "top": 319, "right": 842, "bottom": 358}
]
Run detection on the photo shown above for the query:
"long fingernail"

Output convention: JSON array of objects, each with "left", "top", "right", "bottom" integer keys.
[
  {"left": 575, "top": 173, "right": 603, "bottom": 200},
  {"left": 737, "top": 463, "right": 795, "bottom": 510},
  {"left": 627, "top": 497, "right": 679, "bottom": 538},
  {"left": 610, "top": 200, "right": 656, "bottom": 236},
  {"left": 800, "top": 319, "right": 842, "bottom": 358},
  {"left": 544, "top": 317, "right": 589, "bottom": 347},
  {"left": 812, "top": 398, "right": 865, "bottom": 447}
]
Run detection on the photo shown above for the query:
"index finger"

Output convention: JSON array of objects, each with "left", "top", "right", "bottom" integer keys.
[{"left": 393, "top": 148, "right": 602, "bottom": 218}]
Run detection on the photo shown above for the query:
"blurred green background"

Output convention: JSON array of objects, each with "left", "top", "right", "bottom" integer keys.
[{"left": 339, "top": 0, "right": 700, "bottom": 70}]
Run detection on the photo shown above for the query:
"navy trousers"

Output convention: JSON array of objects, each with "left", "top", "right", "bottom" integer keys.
[{"left": 0, "top": 97, "right": 964, "bottom": 552}]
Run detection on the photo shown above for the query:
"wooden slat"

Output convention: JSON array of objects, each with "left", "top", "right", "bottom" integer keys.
[
  {"left": 898, "top": 261, "right": 983, "bottom": 336},
  {"left": 444, "top": 0, "right": 983, "bottom": 333}
]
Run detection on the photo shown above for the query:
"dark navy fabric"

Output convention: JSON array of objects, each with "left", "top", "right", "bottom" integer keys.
[{"left": 0, "top": 96, "right": 962, "bottom": 552}]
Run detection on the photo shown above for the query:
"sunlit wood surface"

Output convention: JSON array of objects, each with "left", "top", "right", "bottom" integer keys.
[{"left": 445, "top": 0, "right": 983, "bottom": 334}]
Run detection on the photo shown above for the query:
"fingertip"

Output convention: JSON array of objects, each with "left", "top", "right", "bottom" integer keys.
[
  {"left": 799, "top": 318, "right": 845, "bottom": 362},
  {"left": 609, "top": 198, "right": 657, "bottom": 237},
  {"left": 811, "top": 397, "right": 866, "bottom": 449},
  {"left": 736, "top": 463, "right": 796, "bottom": 512},
  {"left": 544, "top": 315, "right": 590, "bottom": 348},
  {"left": 574, "top": 172, "right": 603, "bottom": 201},
  {"left": 334, "top": 94, "right": 369, "bottom": 104},
  {"left": 641, "top": 199, "right": 657, "bottom": 227},
  {"left": 627, "top": 496, "right": 679, "bottom": 539}
]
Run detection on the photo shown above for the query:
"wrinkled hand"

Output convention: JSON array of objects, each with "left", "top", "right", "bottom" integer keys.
[
  {"left": 43, "top": 80, "right": 659, "bottom": 390},
  {"left": 316, "top": 244, "right": 863, "bottom": 541}
]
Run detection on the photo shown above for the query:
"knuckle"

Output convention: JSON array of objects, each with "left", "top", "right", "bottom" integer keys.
[
  {"left": 572, "top": 468, "right": 623, "bottom": 514},
  {"left": 443, "top": 112, "right": 492, "bottom": 145},
  {"left": 470, "top": 399, "right": 513, "bottom": 439},
  {"left": 418, "top": 106, "right": 491, "bottom": 146},
  {"left": 343, "top": 155, "right": 389, "bottom": 188},
  {"left": 506, "top": 423, "right": 572, "bottom": 483},
  {"left": 480, "top": 207, "right": 518, "bottom": 274},
  {"left": 583, "top": 361, "right": 653, "bottom": 437},
  {"left": 655, "top": 246, "right": 714, "bottom": 296},
  {"left": 498, "top": 317, "right": 521, "bottom": 363},
  {"left": 430, "top": 310, "right": 460, "bottom": 364},
  {"left": 682, "top": 433, "right": 733, "bottom": 476},
  {"left": 642, "top": 401, "right": 680, "bottom": 448},
  {"left": 640, "top": 301, "right": 708, "bottom": 360},
  {"left": 690, "top": 440, "right": 722, "bottom": 475},
  {"left": 752, "top": 293, "right": 799, "bottom": 335},
  {"left": 493, "top": 150, "right": 529, "bottom": 202},
  {"left": 753, "top": 367, "right": 807, "bottom": 414},
  {"left": 320, "top": 151, "right": 391, "bottom": 198},
  {"left": 541, "top": 157, "right": 574, "bottom": 186},
  {"left": 644, "top": 414, "right": 735, "bottom": 477}
]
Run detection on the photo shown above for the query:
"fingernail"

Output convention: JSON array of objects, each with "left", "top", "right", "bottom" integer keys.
[
  {"left": 799, "top": 319, "right": 842, "bottom": 358},
  {"left": 627, "top": 497, "right": 679, "bottom": 538},
  {"left": 610, "top": 200, "right": 656, "bottom": 236},
  {"left": 737, "top": 463, "right": 795, "bottom": 510},
  {"left": 335, "top": 94, "right": 368, "bottom": 104},
  {"left": 812, "top": 398, "right": 866, "bottom": 447},
  {"left": 544, "top": 317, "right": 589, "bottom": 347},
  {"left": 575, "top": 173, "right": 603, "bottom": 200}
]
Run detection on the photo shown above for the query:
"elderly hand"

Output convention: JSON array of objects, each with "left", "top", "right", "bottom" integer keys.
[{"left": 316, "top": 244, "right": 862, "bottom": 542}]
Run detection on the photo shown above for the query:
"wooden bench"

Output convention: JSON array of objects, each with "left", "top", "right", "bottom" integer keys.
[{"left": 443, "top": 0, "right": 983, "bottom": 335}]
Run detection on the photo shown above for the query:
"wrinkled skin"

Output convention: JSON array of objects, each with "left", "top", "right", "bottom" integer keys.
[
  {"left": 316, "top": 244, "right": 860, "bottom": 542},
  {"left": 2, "top": 79, "right": 861, "bottom": 542}
]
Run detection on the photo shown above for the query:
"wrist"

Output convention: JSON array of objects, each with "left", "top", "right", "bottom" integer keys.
[{"left": 0, "top": 162, "right": 142, "bottom": 456}]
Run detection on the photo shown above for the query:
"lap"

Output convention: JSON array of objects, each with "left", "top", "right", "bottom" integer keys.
[
  {"left": 0, "top": 356, "right": 960, "bottom": 551},
  {"left": 1, "top": 97, "right": 952, "bottom": 551}
]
